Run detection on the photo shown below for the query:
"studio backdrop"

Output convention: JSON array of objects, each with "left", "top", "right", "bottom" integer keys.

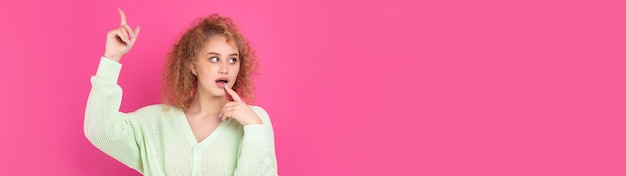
[{"left": 0, "top": 0, "right": 624, "bottom": 175}]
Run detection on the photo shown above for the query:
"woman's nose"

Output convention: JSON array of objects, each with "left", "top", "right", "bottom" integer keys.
[{"left": 218, "top": 61, "right": 229, "bottom": 74}]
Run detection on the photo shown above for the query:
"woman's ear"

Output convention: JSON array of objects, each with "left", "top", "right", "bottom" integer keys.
[{"left": 189, "top": 62, "right": 197, "bottom": 76}]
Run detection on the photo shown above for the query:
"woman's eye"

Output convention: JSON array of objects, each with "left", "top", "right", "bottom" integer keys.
[
  {"left": 229, "top": 58, "right": 238, "bottom": 63},
  {"left": 210, "top": 57, "right": 219, "bottom": 62}
]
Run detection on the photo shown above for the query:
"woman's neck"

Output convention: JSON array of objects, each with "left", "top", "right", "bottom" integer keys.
[{"left": 187, "top": 91, "right": 228, "bottom": 119}]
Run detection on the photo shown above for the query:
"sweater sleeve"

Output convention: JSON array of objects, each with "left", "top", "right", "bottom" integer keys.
[
  {"left": 84, "top": 57, "right": 145, "bottom": 173},
  {"left": 234, "top": 106, "right": 278, "bottom": 176}
]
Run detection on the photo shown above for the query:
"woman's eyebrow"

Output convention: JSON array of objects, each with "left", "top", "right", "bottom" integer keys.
[
  {"left": 206, "top": 52, "right": 239, "bottom": 57},
  {"left": 207, "top": 52, "right": 221, "bottom": 56}
]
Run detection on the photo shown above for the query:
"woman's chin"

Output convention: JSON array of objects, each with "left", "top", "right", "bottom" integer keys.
[
  {"left": 212, "top": 92, "right": 227, "bottom": 97},
  {"left": 202, "top": 89, "right": 227, "bottom": 98}
]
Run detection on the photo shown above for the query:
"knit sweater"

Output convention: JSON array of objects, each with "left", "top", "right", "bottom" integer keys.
[{"left": 84, "top": 57, "right": 278, "bottom": 176}]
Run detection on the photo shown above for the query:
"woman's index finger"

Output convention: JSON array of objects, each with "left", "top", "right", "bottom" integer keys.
[
  {"left": 224, "top": 83, "right": 242, "bottom": 101},
  {"left": 118, "top": 8, "right": 127, "bottom": 25}
]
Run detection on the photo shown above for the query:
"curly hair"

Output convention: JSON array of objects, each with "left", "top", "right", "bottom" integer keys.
[{"left": 162, "top": 14, "right": 259, "bottom": 111}]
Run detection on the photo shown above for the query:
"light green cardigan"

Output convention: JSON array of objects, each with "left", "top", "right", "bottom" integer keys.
[{"left": 84, "top": 57, "right": 278, "bottom": 176}]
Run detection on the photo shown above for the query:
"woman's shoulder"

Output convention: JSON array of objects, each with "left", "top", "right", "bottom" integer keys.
[{"left": 133, "top": 104, "right": 181, "bottom": 117}]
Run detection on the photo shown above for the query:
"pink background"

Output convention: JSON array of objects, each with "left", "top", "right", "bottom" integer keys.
[{"left": 1, "top": 0, "right": 625, "bottom": 175}]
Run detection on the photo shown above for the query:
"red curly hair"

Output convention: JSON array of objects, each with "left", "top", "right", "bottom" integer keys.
[{"left": 162, "top": 14, "right": 259, "bottom": 111}]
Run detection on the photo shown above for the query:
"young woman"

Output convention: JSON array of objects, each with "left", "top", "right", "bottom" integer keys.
[{"left": 84, "top": 9, "right": 278, "bottom": 175}]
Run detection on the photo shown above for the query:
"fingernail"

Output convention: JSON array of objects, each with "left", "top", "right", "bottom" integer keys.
[
  {"left": 130, "top": 33, "right": 136, "bottom": 38},
  {"left": 224, "top": 83, "right": 228, "bottom": 89},
  {"left": 218, "top": 113, "right": 222, "bottom": 118},
  {"left": 137, "top": 25, "right": 141, "bottom": 29}
]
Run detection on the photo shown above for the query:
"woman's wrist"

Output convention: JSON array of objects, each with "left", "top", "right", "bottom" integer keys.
[
  {"left": 103, "top": 54, "right": 121, "bottom": 62},
  {"left": 243, "top": 117, "right": 263, "bottom": 126}
]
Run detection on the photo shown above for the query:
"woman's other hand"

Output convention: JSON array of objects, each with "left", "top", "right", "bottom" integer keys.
[{"left": 103, "top": 8, "right": 141, "bottom": 62}]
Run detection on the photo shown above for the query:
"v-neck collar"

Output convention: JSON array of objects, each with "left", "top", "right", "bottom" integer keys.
[{"left": 176, "top": 108, "right": 232, "bottom": 146}]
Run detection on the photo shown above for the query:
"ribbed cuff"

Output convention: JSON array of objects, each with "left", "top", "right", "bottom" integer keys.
[
  {"left": 96, "top": 56, "right": 122, "bottom": 83},
  {"left": 243, "top": 124, "right": 267, "bottom": 144}
]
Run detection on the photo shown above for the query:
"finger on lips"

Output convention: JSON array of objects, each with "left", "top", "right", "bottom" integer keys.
[
  {"left": 220, "top": 83, "right": 247, "bottom": 121},
  {"left": 223, "top": 83, "right": 242, "bottom": 101}
]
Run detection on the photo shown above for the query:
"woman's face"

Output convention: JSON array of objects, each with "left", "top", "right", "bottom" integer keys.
[{"left": 192, "top": 35, "right": 240, "bottom": 97}]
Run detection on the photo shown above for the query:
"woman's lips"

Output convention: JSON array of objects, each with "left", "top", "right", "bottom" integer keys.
[{"left": 215, "top": 77, "right": 229, "bottom": 88}]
